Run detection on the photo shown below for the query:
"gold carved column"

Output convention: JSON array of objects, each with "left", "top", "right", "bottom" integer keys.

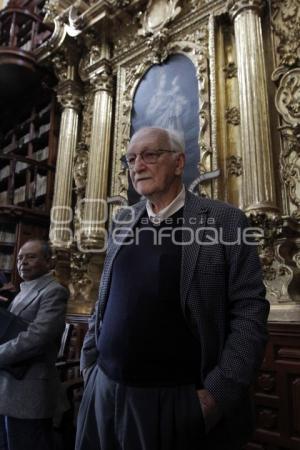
[
  {"left": 80, "top": 51, "right": 113, "bottom": 249},
  {"left": 228, "top": 0, "right": 277, "bottom": 213},
  {"left": 50, "top": 79, "right": 82, "bottom": 247}
]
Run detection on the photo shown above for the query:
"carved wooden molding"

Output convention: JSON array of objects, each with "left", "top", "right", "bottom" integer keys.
[
  {"left": 227, "top": 155, "right": 243, "bottom": 175},
  {"left": 138, "top": 0, "right": 182, "bottom": 36},
  {"left": 223, "top": 61, "right": 237, "bottom": 78},
  {"left": 275, "top": 68, "right": 300, "bottom": 126},
  {"left": 225, "top": 106, "right": 240, "bottom": 125},
  {"left": 111, "top": 19, "right": 214, "bottom": 199},
  {"left": 271, "top": 0, "right": 300, "bottom": 81},
  {"left": 56, "top": 79, "right": 82, "bottom": 111}
]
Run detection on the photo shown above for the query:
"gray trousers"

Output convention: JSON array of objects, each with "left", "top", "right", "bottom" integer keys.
[
  {"left": 0, "top": 415, "right": 53, "bottom": 450},
  {"left": 75, "top": 365, "right": 205, "bottom": 450}
]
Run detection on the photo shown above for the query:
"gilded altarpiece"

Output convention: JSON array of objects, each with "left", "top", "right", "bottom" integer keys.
[
  {"left": 36, "top": 0, "right": 300, "bottom": 322},
  {"left": 34, "top": 1, "right": 300, "bottom": 448},
  {"left": 110, "top": 9, "right": 219, "bottom": 202}
]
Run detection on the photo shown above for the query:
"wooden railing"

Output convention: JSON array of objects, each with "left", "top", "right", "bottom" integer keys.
[{"left": 0, "top": 7, "right": 52, "bottom": 52}]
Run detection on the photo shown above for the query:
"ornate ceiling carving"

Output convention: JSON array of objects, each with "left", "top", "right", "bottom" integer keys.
[{"left": 138, "top": 0, "right": 181, "bottom": 36}]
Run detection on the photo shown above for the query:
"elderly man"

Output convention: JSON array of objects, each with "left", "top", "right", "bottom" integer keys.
[
  {"left": 0, "top": 239, "right": 68, "bottom": 450},
  {"left": 76, "top": 127, "right": 269, "bottom": 450}
]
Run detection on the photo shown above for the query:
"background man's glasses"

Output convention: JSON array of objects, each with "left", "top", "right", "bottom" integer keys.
[{"left": 125, "top": 149, "right": 176, "bottom": 168}]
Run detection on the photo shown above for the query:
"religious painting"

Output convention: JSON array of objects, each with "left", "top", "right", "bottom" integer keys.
[{"left": 128, "top": 53, "right": 200, "bottom": 204}]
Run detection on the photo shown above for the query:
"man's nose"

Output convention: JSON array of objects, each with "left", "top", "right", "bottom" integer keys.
[
  {"left": 133, "top": 154, "right": 146, "bottom": 171},
  {"left": 18, "top": 257, "right": 28, "bottom": 265}
]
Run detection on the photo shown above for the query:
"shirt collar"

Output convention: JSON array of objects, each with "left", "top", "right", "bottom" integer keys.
[
  {"left": 146, "top": 186, "right": 185, "bottom": 224},
  {"left": 20, "top": 272, "right": 52, "bottom": 291}
]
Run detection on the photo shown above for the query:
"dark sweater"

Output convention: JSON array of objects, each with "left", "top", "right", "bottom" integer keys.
[{"left": 97, "top": 209, "right": 202, "bottom": 386}]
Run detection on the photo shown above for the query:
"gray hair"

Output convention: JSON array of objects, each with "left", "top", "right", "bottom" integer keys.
[
  {"left": 130, "top": 127, "right": 185, "bottom": 153},
  {"left": 166, "top": 128, "right": 185, "bottom": 154}
]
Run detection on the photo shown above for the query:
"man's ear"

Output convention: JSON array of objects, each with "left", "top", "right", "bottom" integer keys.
[
  {"left": 175, "top": 152, "right": 185, "bottom": 175},
  {"left": 47, "top": 256, "right": 55, "bottom": 271}
]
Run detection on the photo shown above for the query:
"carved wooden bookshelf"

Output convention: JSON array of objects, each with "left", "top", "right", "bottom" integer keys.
[{"left": 0, "top": 89, "right": 58, "bottom": 285}]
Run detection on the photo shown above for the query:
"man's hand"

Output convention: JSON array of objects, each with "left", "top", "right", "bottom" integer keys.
[{"left": 197, "top": 389, "right": 222, "bottom": 433}]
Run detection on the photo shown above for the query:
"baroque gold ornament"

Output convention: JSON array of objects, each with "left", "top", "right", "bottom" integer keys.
[
  {"left": 138, "top": 0, "right": 182, "bottom": 36},
  {"left": 275, "top": 68, "right": 300, "bottom": 126}
]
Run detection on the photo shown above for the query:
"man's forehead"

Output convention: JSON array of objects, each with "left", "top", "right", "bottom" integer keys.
[
  {"left": 18, "top": 242, "right": 43, "bottom": 254},
  {"left": 129, "top": 129, "right": 168, "bottom": 151}
]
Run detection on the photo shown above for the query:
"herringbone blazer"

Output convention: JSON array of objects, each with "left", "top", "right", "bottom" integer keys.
[
  {"left": 0, "top": 274, "right": 68, "bottom": 419},
  {"left": 81, "top": 191, "right": 269, "bottom": 444}
]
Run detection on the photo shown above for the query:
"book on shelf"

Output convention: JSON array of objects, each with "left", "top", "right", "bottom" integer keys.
[
  {"left": 0, "top": 191, "right": 8, "bottom": 205},
  {"left": 39, "top": 124, "right": 50, "bottom": 136},
  {"left": 0, "top": 254, "right": 14, "bottom": 271},
  {"left": 0, "top": 230, "right": 16, "bottom": 242},
  {"left": 2, "top": 143, "right": 14, "bottom": 154},
  {"left": 13, "top": 185, "right": 27, "bottom": 204},
  {"left": 11, "top": 175, "right": 47, "bottom": 204},
  {"left": 32, "top": 147, "right": 48, "bottom": 161},
  {"left": 0, "top": 166, "right": 10, "bottom": 181},
  {"left": 36, "top": 175, "right": 47, "bottom": 197},
  {"left": 15, "top": 162, "right": 29, "bottom": 173},
  {"left": 38, "top": 104, "right": 51, "bottom": 118},
  {"left": 20, "top": 41, "right": 31, "bottom": 52}
]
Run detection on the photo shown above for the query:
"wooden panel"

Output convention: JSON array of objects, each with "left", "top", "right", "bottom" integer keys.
[
  {"left": 247, "top": 322, "right": 300, "bottom": 450},
  {"left": 65, "top": 314, "right": 88, "bottom": 379},
  {"left": 63, "top": 317, "right": 300, "bottom": 450},
  {"left": 291, "top": 378, "right": 300, "bottom": 434}
]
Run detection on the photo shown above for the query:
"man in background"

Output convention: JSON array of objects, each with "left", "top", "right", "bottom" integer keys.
[
  {"left": 0, "top": 271, "right": 16, "bottom": 306},
  {"left": 76, "top": 127, "right": 269, "bottom": 450},
  {"left": 0, "top": 239, "right": 69, "bottom": 450}
]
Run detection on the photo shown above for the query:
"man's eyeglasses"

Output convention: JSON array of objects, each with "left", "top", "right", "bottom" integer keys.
[{"left": 125, "top": 149, "right": 176, "bottom": 168}]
